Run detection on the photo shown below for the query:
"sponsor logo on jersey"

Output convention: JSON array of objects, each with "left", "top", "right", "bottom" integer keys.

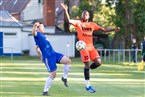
[
  {"left": 82, "top": 27, "right": 92, "bottom": 31},
  {"left": 82, "top": 33, "right": 92, "bottom": 37}
]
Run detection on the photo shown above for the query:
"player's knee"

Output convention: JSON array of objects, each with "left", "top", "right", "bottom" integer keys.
[
  {"left": 67, "top": 58, "right": 71, "bottom": 64},
  {"left": 60, "top": 56, "right": 71, "bottom": 64},
  {"left": 84, "top": 62, "right": 90, "bottom": 69},
  {"left": 50, "top": 71, "right": 56, "bottom": 78},
  {"left": 65, "top": 57, "right": 71, "bottom": 64},
  {"left": 97, "top": 62, "right": 101, "bottom": 66},
  {"left": 90, "top": 62, "right": 101, "bottom": 69},
  {"left": 94, "top": 58, "right": 101, "bottom": 66}
]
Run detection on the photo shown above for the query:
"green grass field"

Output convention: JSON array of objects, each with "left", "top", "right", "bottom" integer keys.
[{"left": 1, "top": 56, "right": 145, "bottom": 97}]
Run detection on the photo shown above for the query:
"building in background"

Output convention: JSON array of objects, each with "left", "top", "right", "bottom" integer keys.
[
  {"left": 0, "top": 0, "right": 79, "bottom": 57},
  {"left": 0, "top": 10, "right": 22, "bottom": 55}
]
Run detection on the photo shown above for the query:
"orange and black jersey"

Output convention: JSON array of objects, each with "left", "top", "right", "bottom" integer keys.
[{"left": 70, "top": 20, "right": 102, "bottom": 50}]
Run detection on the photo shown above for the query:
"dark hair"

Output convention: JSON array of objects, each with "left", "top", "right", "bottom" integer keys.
[
  {"left": 39, "top": 22, "right": 43, "bottom": 24},
  {"left": 34, "top": 20, "right": 43, "bottom": 25},
  {"left": 82, "top": 10, "right": 89, "bottom": 14},
  {"left": 37, "top": 24, "right": 44, "bottom": 29}
]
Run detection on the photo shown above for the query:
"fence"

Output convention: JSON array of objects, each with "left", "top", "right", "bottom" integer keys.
[
  {"left": 0, "top": 48, "right": 142, "bottom": 62},
  {"left": 98, "top": 49, "right": 142, "bottom": 63}
]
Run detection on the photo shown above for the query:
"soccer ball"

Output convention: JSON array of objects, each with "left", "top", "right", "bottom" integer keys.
[{"left": 76, "top": 40, "right": 86, "bottom": 51}]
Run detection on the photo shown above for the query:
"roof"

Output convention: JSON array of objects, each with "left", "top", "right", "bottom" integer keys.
[
  {"left": 0, "top": 10, "right": 22, "bottom": 27},
  {"left": 0, "top": 0, "right": 30, "bottom": 14}
]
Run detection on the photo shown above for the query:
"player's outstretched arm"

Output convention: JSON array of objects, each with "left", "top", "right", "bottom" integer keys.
[
  {"left": 36, "top": 46, "right": 43, "bottom": 63},
  {"left": 61, "top": 3, "right": 71, "bottom": 23},
  {"left": 32, "top": 22, "right": 39, "bottom": 36},
  {"left": 100, "top": 27, "right": 120, "bottom": 32}
]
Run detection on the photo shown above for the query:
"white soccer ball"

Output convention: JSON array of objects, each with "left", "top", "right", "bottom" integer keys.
[{"left": 76, "top": 40, "right": 86, "bottom": 51}]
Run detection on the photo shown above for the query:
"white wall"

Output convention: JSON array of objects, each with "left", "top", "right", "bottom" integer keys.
[
  {"left": 21, "top": 26, "right": 56, "bottom": 52},
  {"left": 21, "top": 1, "right": 43, "bottom": 20},
  {"left": 21, "top": 32, "right": 30, "bottom": 51},
  {"left": 1, "top": 27, "right": 22, "bottom": 54},
  {"left": 29, "top": 34, "right": 75, "bottom": 57}
]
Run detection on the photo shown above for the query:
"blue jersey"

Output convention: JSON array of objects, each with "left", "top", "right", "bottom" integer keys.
[
  {"left": 34, "top": 32, "right": 55, "bottom": 58},
  {"left": 33, "top": 32, "right": 64, "bottom": 72}
]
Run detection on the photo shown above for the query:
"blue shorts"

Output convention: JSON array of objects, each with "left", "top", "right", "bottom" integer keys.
[{"left": 43, "top": 52, "right": 64, "bottom": 72}]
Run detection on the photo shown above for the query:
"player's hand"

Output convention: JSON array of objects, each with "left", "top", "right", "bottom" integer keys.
[
  {"left": 61, "top": 3, "right": 68, "bottom": 11},
  {"left": 34, "top": 22, "right": 40, "bottom": 27},
  {"left": 114, "top": 27, "right": 120, "bottom": 32}
]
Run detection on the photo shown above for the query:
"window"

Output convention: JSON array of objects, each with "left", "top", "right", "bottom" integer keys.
[{"left": 4, "top": 32, "right": 17, "bottom": 37}]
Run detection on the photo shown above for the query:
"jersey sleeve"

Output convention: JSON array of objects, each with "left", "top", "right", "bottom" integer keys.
[{"left": 91, "top": 22, "right": 102, "bottom": 30}]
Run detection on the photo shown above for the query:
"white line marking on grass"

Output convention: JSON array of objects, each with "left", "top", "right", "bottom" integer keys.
[
  {"left": 1, "top": 77, "right": 145, "bottom": 82},
  {"left": 2, "top": 72, "right": 133, "bottom": 76}
]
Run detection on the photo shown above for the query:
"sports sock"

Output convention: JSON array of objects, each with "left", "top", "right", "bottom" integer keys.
[
  {"left": 84, "top": 68, "right": 90, "bottom": 88},
  {"left": 84, "top": 68, "right": 90, "bottom": 80},
  {"left": 43, "top": 77, "right": 54, "bottom": 92},
  {"left": 90, "top": 62, "right": 99, "bottom": 69},
  {"left": 85, "top": 80, "right": 90, "bottom": 88},
  {"left": 63, "top": 64, "right": 70, "bottom": 79}
]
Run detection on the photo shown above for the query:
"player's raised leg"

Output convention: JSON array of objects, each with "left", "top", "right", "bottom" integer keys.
[{"left": 60, "top": 56, "right": 71, "bottom": 87}]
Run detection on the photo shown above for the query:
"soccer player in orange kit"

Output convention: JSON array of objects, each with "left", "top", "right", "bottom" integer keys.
[{"left": 61, "top": 3, "right": 120, "bottom": 93}]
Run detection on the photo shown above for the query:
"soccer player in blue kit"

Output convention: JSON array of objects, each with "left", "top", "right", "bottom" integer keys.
[{"left": 32, "top": 22, "right": 71, "bottom": 96}]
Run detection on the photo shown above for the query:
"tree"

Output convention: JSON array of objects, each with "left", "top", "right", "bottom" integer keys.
[
  {"left": 132, "top": 0, "right": 145, "bottom": 45},
  {"left": 106, "top": 0, "right": 145, "bottom": 48},
  {"left": 71, "top": 0, "right": 118, "bottom": 48},
  {"left": 68, "top": 0, "right": 145, "bottom": 48}
]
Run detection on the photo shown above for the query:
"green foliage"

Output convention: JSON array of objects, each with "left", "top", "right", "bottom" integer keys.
[
  {"left": 132, "top": 0, "right": 145, "bottom": 41},
  {"left": 106, "top": 0, "right": 125, "bottom": 35},
  {"left": 71, "top": 0, "right": 115, "bottom": 27},
  {"left": 71, "top": 0, "right": 116, "bottom": 30},
  {"left": 70, "top": 0, "right": 119, "bottom": 47},
  {"left": 93, "top": 4, "right": 116, "bottom": 27},
  {"left": 106, "top": 0, "right": 145, "bottom": 47},
  {"left": 70, "top": 0, "right": 145, "bottom": 48}
]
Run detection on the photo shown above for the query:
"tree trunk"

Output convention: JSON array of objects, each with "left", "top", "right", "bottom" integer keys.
[
  {"left": 64, "top": 0, "right": 70, "bottom": 32},
  {"left": 124, "top": 0, "right": 136, "bottom": 48},
  {"left": 88, "top": 10, "right": 94, "bottom": 22}
]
